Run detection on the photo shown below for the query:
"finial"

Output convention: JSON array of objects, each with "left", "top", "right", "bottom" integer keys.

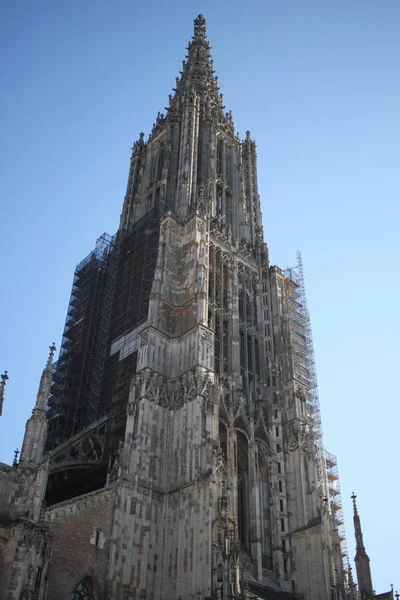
[
  {"left": 395, "top": 591, "right": 399, "bottom": 600},
  {"left": 193, "top": 14, "right": 206, "bottom": 40},
  {"left": 351, "top": 492, "right": 358, "bottom": 515},
  {"left": 13, "top": 448, "right": 19, "bottom": 466},
  {"left": 0, "top": 370, "right": 8, "bottom": 416},
  {"left": 47, "top": 343, "right": 56, "bottom": 369}
]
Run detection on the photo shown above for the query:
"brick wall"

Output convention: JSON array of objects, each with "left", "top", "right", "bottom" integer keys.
[{"left": 45, "top": 487, "right": 116, "bottom": 600}]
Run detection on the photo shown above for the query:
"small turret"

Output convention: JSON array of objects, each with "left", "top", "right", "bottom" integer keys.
[
  {"left": 35, "top": 343, "right": 56, "bottom": 411},
  {"left": 19, "top": 344, "right": 56, "bottom": 467},
  {"left": 347, "top": 564, "right": 357, "bottom": 600},
  {"left": 352, "top": 492, "right": 374, "bottom": 599},
  {"left": 0, "top": 370, "right": 9, "bottom": 416}
]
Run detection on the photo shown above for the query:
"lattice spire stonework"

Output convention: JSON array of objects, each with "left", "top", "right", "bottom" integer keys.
[{"left": 168, "top": 15, "right": 223, "bottom": 120}]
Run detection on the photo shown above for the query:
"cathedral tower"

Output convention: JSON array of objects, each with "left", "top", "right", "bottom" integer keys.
[{"left": 1, "top": 15, "right": 357, "bottom": 600}]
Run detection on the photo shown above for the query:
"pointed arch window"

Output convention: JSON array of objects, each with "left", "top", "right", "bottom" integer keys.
[{"left": 71, "top": 577, "right": 95, "bottom": 600}]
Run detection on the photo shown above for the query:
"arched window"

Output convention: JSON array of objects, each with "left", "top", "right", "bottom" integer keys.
[{"left": 71, "top": 577, "right": 95, "bottom": 600}]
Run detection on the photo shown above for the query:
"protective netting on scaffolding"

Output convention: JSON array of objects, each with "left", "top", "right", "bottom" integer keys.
[
  {"left": 283, "top": 251, "right": 328, "bottom": 498},
  {"left": 46, "top": 232, "right": 118, "bottom": 450}
]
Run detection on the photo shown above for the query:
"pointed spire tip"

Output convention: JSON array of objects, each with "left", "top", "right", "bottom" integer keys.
[
  {"left": 193, "top": 14, "right": 207, "bottom": 40},
  {"left": 0, "top": 370, "right": 7, "bottom": 416},
  {"left": 351, "top": 491, "right": 358, "bottom": 515},
  {"left": 47, "top": 343, "right": 56, "bottom": 368}
]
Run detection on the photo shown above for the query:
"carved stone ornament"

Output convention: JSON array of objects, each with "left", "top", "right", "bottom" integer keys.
[
  {"left": 128, "top": 397, "right": 137, "bottom": 417},
  {"left": 287, "top": 421, "right": 300, "bottom": 451},
  {"left": 18, "top": 520, "right": 51, "bottom": 553},
  {"left": 133, "top": 367, "right": 215, "bottom": 412},
  {"left": 200, "top": 327, "right": 212, "bottom": 346},
  {"left": 140, "top": 330, "right": 149, "bottom": 347},
  {"left": 52, "top": 433, "right": 104, "bottom": 465},
  {"left": 295, "top": 385, "right": 306, "bottom": 402}
]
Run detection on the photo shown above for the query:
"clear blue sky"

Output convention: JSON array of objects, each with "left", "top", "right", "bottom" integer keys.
[{"left": 1, "top": 0, "right": 399, "bottom": 592}]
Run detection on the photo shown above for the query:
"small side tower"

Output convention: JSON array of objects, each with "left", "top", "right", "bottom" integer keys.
[
  {"left": 352, "top": 492, "right": 374, "bottom": 599},
  {"left": 20, "top": 344, "right": 56, "bottom": 467},
  {"left": 0, "top": 349, "right": 55, "bottom": 599}
]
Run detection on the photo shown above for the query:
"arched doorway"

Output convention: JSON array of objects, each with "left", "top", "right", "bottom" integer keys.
[{"left": 71, "top": 577, "right": 95, "bottom": 600}]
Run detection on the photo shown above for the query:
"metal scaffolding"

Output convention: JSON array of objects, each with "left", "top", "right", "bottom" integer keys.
[
  {"left": 100, "top": 211, "right": 160, "bottom": 451},
  {"left": 325, "top": 450, "right": 349, "bottom": 567},
  {"left": 283, "top": 251, "right": 328, "bottom": 499},
  {"left": 46, "top": 232, "right": 118, "bottom": 450}
]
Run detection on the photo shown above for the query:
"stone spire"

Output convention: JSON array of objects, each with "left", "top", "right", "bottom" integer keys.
[
  {"left": 0, "top": 370, "right": 9, "bottom": 416},
  {"left": 168, "top": 14, "right": 223, "bottom": 119},
  {"left": 351, "top": 492, "right": 374, "bottom": 599},
  {"left": 19, "top": 344, "right": 56, "bottom": 466}
]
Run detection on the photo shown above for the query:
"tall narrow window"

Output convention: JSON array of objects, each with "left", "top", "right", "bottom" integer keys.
[
  {"left": 226, "top": 150, "right": 232, "bottom": 185},
  {"left": 214, "top": 314, "right": 221, "bottom": 374},
  {"left": 150, "top": 148, "right": 156, "bottom": 184},
  {"left": 255, "top": 338, "right": 260, "bottom": 376},
  {"left": 208, "top": 246, "right": 215, "bottom": 302},
  {"left": 217, "top": 140, "right": 223, "bottom": 176},
  {"left": 34, "top": 567, "right": 43, "bottom": 594},
  {"left": 237, "top": 432, "right": 249, "bottom": 552},
  {"left": 197, "top": 135, "right": 202, "bottom": 183},
  {"left": 240, "top": 328, "right": 245, "bottom": 381},
  {"left": 216, "top": 185, "right": 223, "bottom": 227},
  {"left": 223, "top": 265, "right": 229, "bottom": 311},
  {"left": 223, "top": 318, "right": 229, "bottom": 373},
  {"left": 157, "top": 141, "right": 164, "bottom": 181},
  {"left": 247, "top": 334, "right": 253, "bottom": 373}
]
